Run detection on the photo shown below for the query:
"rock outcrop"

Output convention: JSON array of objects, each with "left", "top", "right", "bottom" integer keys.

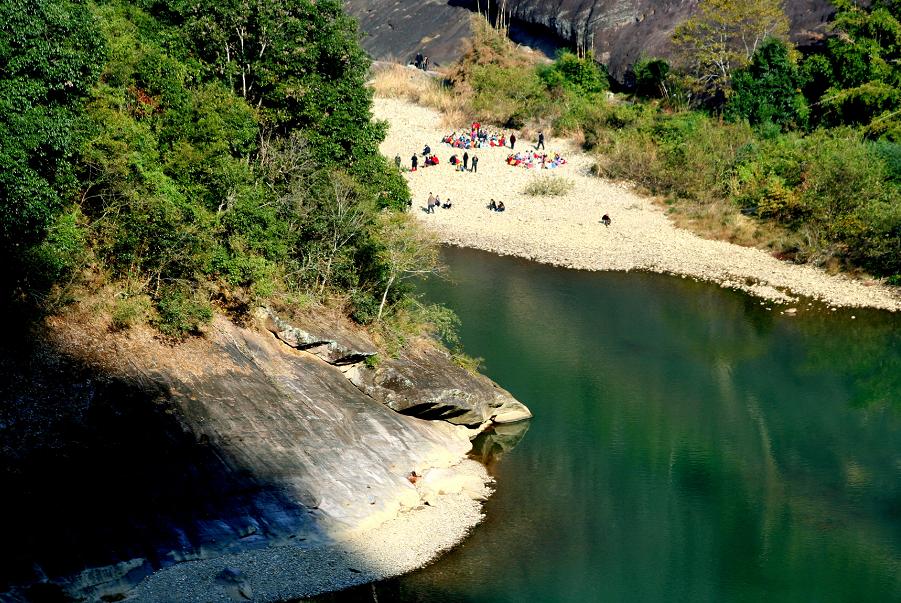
[
  {"left": 345, "top": 338, "right": 533, "bottom": 426},
  {"left": 346, "top": 0, "right": 836, "bottom": 80},
  {"left": 0, "top": 306, "right": 530, "bottom": 601}
]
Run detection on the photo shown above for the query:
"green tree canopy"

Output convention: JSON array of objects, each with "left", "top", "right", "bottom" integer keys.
[
  {"left": 673, "top": 0, "right": 789, "bottom": 104},
  {"left": 726, "top": 38, "right": 808, "bottom": 130},
  {"left": 0, "top": 0, "right": 104, "bottom": 298}
]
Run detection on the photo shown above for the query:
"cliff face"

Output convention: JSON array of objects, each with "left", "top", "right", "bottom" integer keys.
[
  {"left": 0, "top": 307, "right": 529, "bottom": 601},
  {"left": 346, "top": 0, "right": 835, "bottom": 79}
]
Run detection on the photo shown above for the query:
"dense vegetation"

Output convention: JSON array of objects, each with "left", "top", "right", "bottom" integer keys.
[
  {"left": 420, "top": 4, "right": 901, "bottom": 281},
  {"left": 1, "top": 0, "right": 435, "bottom": 337}
]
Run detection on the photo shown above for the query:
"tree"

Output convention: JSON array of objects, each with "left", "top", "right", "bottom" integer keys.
[
  {"left": 374, "top": 212, "right": 442, "bottom": 321},
  {"left": 0, "top": 0, "right": 104, "bottom": 302},
  {"left": 726, "top": 38, "right": 808, "bottom": 129},
  {"left": 162, "top": 0, "right": 383, "bottom": 165},
  {"left": 633, "top": 58, "right": 671, "bottom": 99},
  {"left": 673, "top": 0, "right": 789, "bottom": 104},
  {"left": 806, "top": 0, "right": 901, "bottom": 136}
]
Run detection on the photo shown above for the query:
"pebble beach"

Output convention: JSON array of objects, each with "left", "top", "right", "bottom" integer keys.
[{"left": 374, "top": 96, "right": 901, "bottom": 312}]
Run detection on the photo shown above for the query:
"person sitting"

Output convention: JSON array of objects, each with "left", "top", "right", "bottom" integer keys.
[
  {"left": 496, "top": 201, "right": 506, "bottom": 212},
  {"left": 422, "top": 144, "right": 431, "bottom": 155},
  {"left": 450, "top": 154, "right": 459, "bottom": 165},
  {"left": 442, "top": 198, "right": 452, "bottom": 209},
  {"left": 601, "top": 213, "right": 611, "bottom": 227},
  {"left": 488, "top": 199, "right": 497, "bottom": 211}
]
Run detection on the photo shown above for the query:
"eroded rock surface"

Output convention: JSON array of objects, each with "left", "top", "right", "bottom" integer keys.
[
  {"left": 345, "top": 337, "right": 533, "bottom": 426},
  {"left": 1, "top": 307, "right": 529, "bottom": 601},
  {"left": 346, "top": 0, "right": 835, "bottom": 79}
]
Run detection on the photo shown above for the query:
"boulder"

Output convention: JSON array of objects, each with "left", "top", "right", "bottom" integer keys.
[{"left": 345, "top": 338, "right": 533, "bottom": 427}]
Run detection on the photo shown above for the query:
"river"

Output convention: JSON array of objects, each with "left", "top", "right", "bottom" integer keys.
[{"left": 313, "top": 245, "right": 901, "bottom": 602}]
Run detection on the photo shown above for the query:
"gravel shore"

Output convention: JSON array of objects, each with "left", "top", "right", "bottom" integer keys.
[
  {"left": 129, "top": 459, "right": 491, "bottom": 602},
  {"left": 374, "top": 97, "right": 901, "bottom": 312}
]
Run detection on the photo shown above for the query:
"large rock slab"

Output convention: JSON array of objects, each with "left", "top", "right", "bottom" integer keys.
[
  {"left": 1, "top": 312, "right": 483, "bottom": 600},
  {"left": 345, "top": 337, "right": 533, "bottom": 426},
  {"left": 346, "top": 0, "right": 836, "bottom": 80}
]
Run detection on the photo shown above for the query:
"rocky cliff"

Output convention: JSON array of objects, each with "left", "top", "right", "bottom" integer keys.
[
  {"left": 0, "top": 306, "right": 530, "bottom": 602},
  {"left": 346, "top": 0, "right": 835, "bottom": 79}
]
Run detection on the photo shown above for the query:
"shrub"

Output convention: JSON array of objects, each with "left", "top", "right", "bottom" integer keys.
[
  {"left": 154, "top": 286, "right": 213, "bottom": 338},
  {"left": 523, "top": 175, "right": 575, "bottom": 196},
  {"left": 111, "top": 294, "right": 152, "bottom": 330}
]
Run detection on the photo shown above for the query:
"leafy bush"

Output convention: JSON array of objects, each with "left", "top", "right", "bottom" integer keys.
[
  {"left": 154, "top": 286, "right": 213, "bottom": 338},
  {"left": 523, "top": 175, "right": 575, "bottom": 197},
  {"left": 726, "top": 39, "right": 809, "bottom": 130},
  {"left": 0, "top": 0, "right": 104, "bottom": 301},
  {"left": 111, "top": 294, "right": 152, "bottom": 330}
]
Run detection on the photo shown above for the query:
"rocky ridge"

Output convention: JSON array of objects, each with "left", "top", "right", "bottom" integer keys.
[{"left": 345, "top": 0, "right": 836, "bottom": 79}]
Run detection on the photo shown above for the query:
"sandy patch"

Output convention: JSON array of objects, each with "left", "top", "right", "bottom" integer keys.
[{"left": 374, "top": 97, "right": 901, "bottom": 311}]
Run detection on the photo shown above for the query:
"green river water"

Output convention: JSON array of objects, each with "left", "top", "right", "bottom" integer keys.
[{"left": 319, "top": 246, "right": 901, "bottom": 603}]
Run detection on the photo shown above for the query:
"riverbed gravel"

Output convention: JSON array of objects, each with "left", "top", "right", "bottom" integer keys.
[
  {"left": 128, "top": 460, "right": 490, "bottom": 602},
  {"left": 374, "top": 97, "right": 901, "bottom": 312}
]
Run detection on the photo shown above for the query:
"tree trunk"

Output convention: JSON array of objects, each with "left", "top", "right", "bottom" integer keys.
[{"left": 377, "top": 274, "right": 395, "bottom": 321}]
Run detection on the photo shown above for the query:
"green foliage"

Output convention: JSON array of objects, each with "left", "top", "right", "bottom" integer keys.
[
  {"left": 111, "top": 293, "right": 152, "bottom": 330},
  {"left": 1, "top": 0, "right": 416, "bottom": 335},
  {"left": 672, "top": 0, "right": 790, "bottom": 104},
  {"left": 633, "top": 58, "right": 671, "bottom": 99},
  {"left": 523, "top": 175, "right": 575, "bottom": 197},
  {"left": 539, "top": 52, "right": 609, "bottom": 94},
  {"left": 804, "top": 1, "right": 901, "bottom": 136},
  {"left": 726, "top": 39, "right": 809, "bottom": 130},
  {"left": 0, "top": 0, "right": 104, "bottom": 301},
  {"left": 154, "top": 285, "right": 213, "bottom": 337}
]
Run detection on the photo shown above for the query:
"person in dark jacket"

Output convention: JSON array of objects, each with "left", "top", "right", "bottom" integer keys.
[
  {"left": 471, "top": 155, "right": 479, "bottom": 172},
  {"left": 411, "top": 154, "right": 418, "bottom": 171},
  {"left": 510, "top": 133, "right": 517, "bottom": 150},
  {"left": 463, "top": 151, "right": 469, "bottom": 170},
  {"left": 537, "top": 131, "right": 545, "bottom": 149}
]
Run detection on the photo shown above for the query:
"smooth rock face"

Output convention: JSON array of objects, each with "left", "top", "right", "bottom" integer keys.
[
  {"left": 346, "top": 0, "right": 835, "bottom": 79},
  {"left": 1, "top": 314, "right": 486, "bottom": 599},
  {"left": 345, "top": 338, "right": 533, "bottom": 426}
]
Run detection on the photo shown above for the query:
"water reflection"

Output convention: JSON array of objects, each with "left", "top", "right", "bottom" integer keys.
[
  {"left": 312, "top": 246, "right": 901, "bottom": 603},
  {"left": 469, "top": 421, "right": 531, "bottom": 470}
]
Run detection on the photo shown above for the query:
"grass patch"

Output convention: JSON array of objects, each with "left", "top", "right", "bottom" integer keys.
[{"left": 523, "top": 174, "right": 574, "bottom": 197}]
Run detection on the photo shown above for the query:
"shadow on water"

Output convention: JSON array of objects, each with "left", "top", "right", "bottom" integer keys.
[{"left": 0, "top": 334, "right": 316, "bottom": 601}]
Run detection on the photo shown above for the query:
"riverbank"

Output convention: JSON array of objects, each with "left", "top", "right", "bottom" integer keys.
[
  {"left": 373, "top": 96, "right": 901, "bottom": 312},
  {"left": 2, "top": 302, "right": 520, "bottom": 602},
  {"left": 129, "top": 461, "right": 491, "bottom": 602}
]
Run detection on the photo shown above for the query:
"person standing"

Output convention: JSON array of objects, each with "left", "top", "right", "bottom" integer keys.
[
  {"left": 394, "top": 154, "right": 401, "bottom": 169},
  {"left": 414, "top": 52, "right": 423, "bottom": 69},
  {"left": 422, "top": 56, "right": 430, "bottom": 71},
  {"left": 471, "top": 155, "right": 479, "bottom": 173},
  {"left": 463, "top": 151, "right": 469, "bottom": 171},
  {"left": 510, "top": 133, "right": 517, "bottom": 150},
  {"left": 537, "top": 131, "right": 545, "bottom": 149},
  {"left": 411, "top": 154, "right": 418, "bottom": 171}
]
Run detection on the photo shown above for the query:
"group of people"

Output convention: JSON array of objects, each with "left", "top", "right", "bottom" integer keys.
[
  {"left": 443, "top": 124, "right": 510, "bottom": 150},
  {"left": 487, "top": 199, "right": 506, "bottom": 212},
  {"left": 426, "top": 192, "right": 452, "bottom": 213},
  {"left": 449, "top": 151, "right": 478, "bottom": 172},
  {"left": 406, "top": 145, "right": 440, "bottom": 171},
  {"left": 413, "top": 52, "right": 430, "bottom": 71},
  {"left": 506, "top": 151, "right": 567, "bottom": 169}
]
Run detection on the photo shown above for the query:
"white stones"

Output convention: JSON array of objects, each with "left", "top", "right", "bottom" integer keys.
[{"left": 373, "top": 96, "right": 901, "bottom": 313}]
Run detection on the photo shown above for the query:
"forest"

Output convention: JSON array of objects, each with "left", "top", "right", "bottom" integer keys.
[{"left": 1, "top": 0, "right": 429, "bottom": 338}]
